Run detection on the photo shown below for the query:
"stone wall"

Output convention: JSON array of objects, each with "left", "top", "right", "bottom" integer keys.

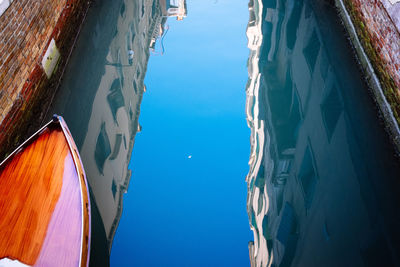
[
  {"left": 344, "top": 0, "right": 400, "bottom": 125},
  {"left": 0, "top": 0, "right": 90, "bottom": 160}
]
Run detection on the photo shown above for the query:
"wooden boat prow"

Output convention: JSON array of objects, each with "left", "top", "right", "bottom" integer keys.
[{"left": 0, "top": 115, "right": 91, "bottom": 266}]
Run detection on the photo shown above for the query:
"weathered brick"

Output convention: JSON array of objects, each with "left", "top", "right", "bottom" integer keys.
[
  {"left": 0, "top": 0, "right": 90, "bottom": 158},
  {"left": 350, "top": 0, "right": 400, "bottom": 89}
]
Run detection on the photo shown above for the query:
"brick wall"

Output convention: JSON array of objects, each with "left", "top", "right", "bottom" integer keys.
[
  {"left": 351, "top": 0, "right": 400, "bottom": 88},
  {"left": 345, "top": 0, "right": 400, "bottom": 124},
  {"left": 0, "top": 0, "right": 90, "bottom": 159}
]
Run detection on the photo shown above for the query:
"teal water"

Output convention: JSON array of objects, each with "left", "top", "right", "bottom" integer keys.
[
  {"left": 45, "top": 0, "right": 400, "bottom": 266},
  {"left": 245, "top": 0, "right": 400, "bottom": 266}
]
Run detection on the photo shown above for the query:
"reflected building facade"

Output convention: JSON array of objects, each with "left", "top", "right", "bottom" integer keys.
[
  {"left": 46, "top": 0, "right": 186, "bottom": 260},
  {"left": 78, "top": 0, "right": 186, "bottom": 249},
  {"left": 246, "top": 0, "right": 400, "bottom": 266},
  {"left": 159, "top": 0, "right": 187, "bottom": 20},
  {"left": 78, "top": 0, "right": 163, "bottom": 248}
]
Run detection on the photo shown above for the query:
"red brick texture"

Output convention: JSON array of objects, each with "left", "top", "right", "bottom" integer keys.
[
  {"left": 0, "top": 0, "right": 89, "bottom": 159},
  {"left": 350, "top": 0, "right": 400, "bottom": 92}
]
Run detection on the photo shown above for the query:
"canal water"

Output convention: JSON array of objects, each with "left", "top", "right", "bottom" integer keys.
[
  {"left": 44, "top": 0, "right": 400, "bottom": 266},
  {"left": 46, "top": 0, "right": 252, "bottom": 266},
  {"left": 245, "top": 0, "right": 400, "bottom": 266}
]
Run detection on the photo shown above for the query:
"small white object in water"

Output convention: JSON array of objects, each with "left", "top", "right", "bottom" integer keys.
[
  {"left": 188, "top": 155, "right": 192, "bottom": 159},
  {"left": 128, "top": 50, "right": 134, "bottom": 59}
]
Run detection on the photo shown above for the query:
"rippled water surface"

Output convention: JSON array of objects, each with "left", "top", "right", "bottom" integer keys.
[
  {"left": 245, "top": 0, "right": 400, "bottom": 266},
  {"left": 45, "top": 0, "right": 400, "bottom": 266}
]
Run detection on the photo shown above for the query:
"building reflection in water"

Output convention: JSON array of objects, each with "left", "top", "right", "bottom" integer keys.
[
  {"left": 81, "top": 0, "right": 164, "bottom": 248},
  {"left": 81, "top": 0, "right": 187, "bottom": 254},
  {"left": 46, "top": 0, "right": 186, "bottom": 265},
  {"left": 245, "top": 0, "right": 400, "bottom": 266}
]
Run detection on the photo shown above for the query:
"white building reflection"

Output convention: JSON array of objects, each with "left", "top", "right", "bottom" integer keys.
[
  {"left": 159, "top": 0, "right": 187, "bottom": 20},
  {"left": 77, "top": 0, "right": 187, "bottom": 251},
  {"left": 246, "top": 0, "right": 272, "bottom": 266},
  {"left": 79, "top": 0, "right": 165, "bottom": 249}
]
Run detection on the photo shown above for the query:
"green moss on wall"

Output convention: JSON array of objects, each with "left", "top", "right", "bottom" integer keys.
[{"left": 344, "top": 0, "right": 400, "bottom": 126}]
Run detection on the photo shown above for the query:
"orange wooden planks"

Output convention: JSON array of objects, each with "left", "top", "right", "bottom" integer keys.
[
  {"left": 35, "top": 152, "right": 83, "bottom": 266},
  {"left": 0, "top": 128, "right": 68, "bottom": 265}
]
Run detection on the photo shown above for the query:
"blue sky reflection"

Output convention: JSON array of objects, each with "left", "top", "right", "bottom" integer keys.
[{"left": 110, "top": 0, "right": 252, "bottom": 266}]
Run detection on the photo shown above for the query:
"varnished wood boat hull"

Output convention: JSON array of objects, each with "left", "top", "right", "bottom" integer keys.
[{"left": 0, "top": 116, "right": 91, "bottom": 266}]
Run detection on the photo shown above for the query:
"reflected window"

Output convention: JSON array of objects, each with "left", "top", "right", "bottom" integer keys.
[
  {"left": 286, "top": 0, "right": 302, "bottom": 50},
  {"left": 131, "top": 32, "right": 136, "bottom": 44},
  {"left": 260, "top": 21, "right": 273, "bottom": 64},
  {"left": 257, "top": 193, "right": 264, "bottom": 215},
  {"left": 95, "top": 122, "right": 111, "bottom": 174},
  {"left": 107, "top": 79, "right": 125, "bottom": 122},
  {"left": 269, "top": 71, "right": 302, "bottom": 153},
  {"left": 275, "top": 159, "right": 291, "bottom": 183},
  {"left": 262, "top": 216, "right": 275, "bottom": 257},
  {"left": 289, "top": 87, "right": 302, "bottom": 143},
  {"left": 109, "top": 134, "right": 123, "bottom": 160},
  {"left": 276, "top": 202, "right": 297, "bottom": 245},
  {"left": 129, "top": 103, "right": 134, "bottom": 119},
  {"left": 255, "top": 163, "right": 265, "bottom": 189},
  {"left": 133, "top": 80, "right": 138, "bottom": 94},
  {"left": 262, "top": 216, "right": 270, "bottom": 239},
  {"left": 267, "top": 239, "right": 274, "bottom": 259},
  {"left": 303, "top": 30, "right": 320, "bottom": 73},
  {"left": 250, "top": 209, "right": 257, "bottom": 229},
  {"left": 250, "top": 178, "right": 255, "bottom": 192},
  {"left": 298, "top": 145, "right": 318, "bottom": 209},
  {"left": 248, "top": 9, "right": 256, "bottom": 27},
  {"left": 112, "top": 179, "right": 117, "bottom": 200},
  {"left": 151, "top": 0, "right": 158, "bottom": 16},
  {"left": 276, "top": 202, "right": 299, "bottom": 267},
  {"left": 321, "top": 84, "right": 343, "bottom": 141},
  {"left": 120, "top": 2, "right": 126, "bottom": 17},
  {"left": 129, "top": 22, "right": 136, "bottom": 43},
  {"left": 126, "top": 33, "right": 131, "bottom": 51}
]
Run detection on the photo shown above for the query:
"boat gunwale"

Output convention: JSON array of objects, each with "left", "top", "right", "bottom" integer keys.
[
  {"left": 0, "top": 115, "right": 91, "bottom": 267},
  {"left": 58, "top": 116, "right": 91, "bottom": 267}
]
